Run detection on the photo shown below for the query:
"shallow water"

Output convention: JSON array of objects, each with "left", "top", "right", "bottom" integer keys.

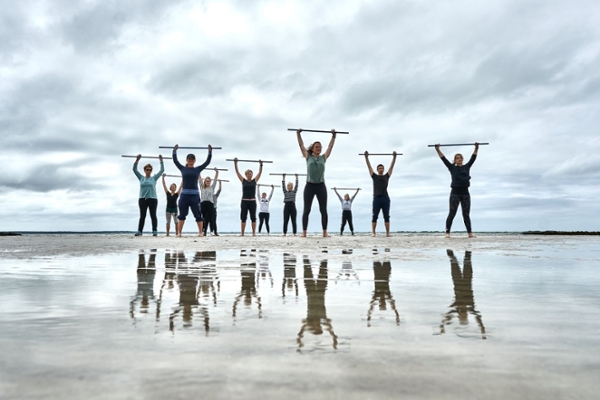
[{"left": 1, "top": 244, "right": 599, "bottom": 399}]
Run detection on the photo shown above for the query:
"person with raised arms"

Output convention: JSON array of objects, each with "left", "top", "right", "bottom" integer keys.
[
  {"left": 281, "top": 174, "right": 299, "bottom": 236},
  {"left": 161, "top": 174, "right": 182, "bottom": 236},
  {"left": 199, "top": 168, "right": 219, "bottom": 236},
  {"left": 234, "top": 159, "right": 264, "bottom": 236},
  {"left": 132, "top": 155, "right": 164, "bottom": 236},
  {"left": 333, "top": 187, "right": 359, "bottom": 236},
  {"left": 364, "top": 151, "right": 397, "bottom": 237},
  {"left": 257, "top": 185, "right": 274, "bottom": 235},
  {"left": 296, "top": 129, "right": 337, "bottom": 237},
  {"left": 211, "top": 180, "right": 222, "bottom": 236},
  {"left": 434, "top": 143, "right": 479, "bottom": 238},
  {"left": 172, "top": 144, "right": 212, "bottom": 237}
]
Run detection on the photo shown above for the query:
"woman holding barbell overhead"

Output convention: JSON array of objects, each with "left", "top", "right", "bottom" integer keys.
[
  {"left": 132, "top": 155, "right": 164, "bottom": 236},
  {"left": 172, "top": 144, "right": 212, "bottom": 237},
  {"left": 296, "top": 129, "right": 336, "bottom": 237},
  {"left": 234, "top": 158, "right": 264, "bottom": 236},
  {"left": 199, "top": 168, "right": 219, "bottom": 236},
  {"left": 333, "top": 187, "right": 359, "bottom": 236},
  {"left": 434, "top": 143, "right": 478, "bottom": 238}
]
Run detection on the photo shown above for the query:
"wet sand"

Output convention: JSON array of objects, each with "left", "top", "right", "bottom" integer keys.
[{"left": 1, "top": 234, "right": 599, "bottom": 400}]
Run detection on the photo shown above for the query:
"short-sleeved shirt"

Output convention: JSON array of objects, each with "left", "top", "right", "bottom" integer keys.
[
  {"left": 307, "top": 155, "right": 326, "bottom": 183},
  {"left": 371, "top": 173, "right": 390, "bottom": 197}
]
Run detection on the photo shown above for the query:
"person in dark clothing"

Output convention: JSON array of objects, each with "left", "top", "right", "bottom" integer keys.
[
  {"left": 234, "top": 158, "right": 264, "bottom": 236},
  {"left": 281, "top": 174, "right": 299, "bottom": 236},
  {"left": 363, "top": 151, "right": 397, "bottom": 237},
  {"left": 435, "top": 143, "right": 479, "bottom": 238},
  {"left": 161, "top": 174, "right": 182, "bottom": 236}
]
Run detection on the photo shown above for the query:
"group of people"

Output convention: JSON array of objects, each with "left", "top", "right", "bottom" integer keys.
[{"left": 132, "top": 133, "right": 480, "bottom": 237}]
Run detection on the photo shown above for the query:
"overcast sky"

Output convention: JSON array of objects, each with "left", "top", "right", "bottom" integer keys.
[{"left": 1, "top": 0, "right": 599, "bottom": 233}]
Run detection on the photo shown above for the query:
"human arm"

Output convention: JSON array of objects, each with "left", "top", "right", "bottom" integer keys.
[
  {"left": 351, "top": 188, "right": 360, "bottom": 202},
  {"left": 387, "top": 151, "right": 397, "bottom": 177},
  {"left": 233, "top": 158, "right": 244, "bottom": 182},
  {"left": 333, "top": 187, "right": 342, "bottom": 202},
  {"left": 466, "top": 143, "right": 479, "bottom": 167},
  {"left": 153, "top": 156, "right": 165, "bottom": 179},
  {"left": 296, "top": 129, "right": 308, "bottom": 159},
  {"left": 294, "top": 174, "right": 298, "bottom": 192},
  {"left": 212, "top": 168, "right": 219, "bottom": 188},
  {"left": 268, "top": 185, "right": 274, "bottom": 202},
  {"left": 254, "top": 161, "right": 264, "bottom": 183},
  {"left": 323, "top": 130, "right": 337, "bottom": 160},
  {"left": 197, "top": 144, "right": 213, "bottom": 171},
  {"left": 172, "top": 145, "right": 184, "bottom": 171},
  {"left": 161, "top": 173, "right": 168, "bottom": 193},
  {"left": 281, "top": 174, "right": 287, "bottom": 193},
  {"left": 177, "top": 181, "right": 183, "bottom": 195},
  {"left": 215, "top": 181, "right": 221, "bottom": 197},
  {"left": 363, "top": 151, "right": 374, "bottom": 176},
  {"left": 133, "top": 154, "right": 143, "bottom": 179},
  {"left": 436, "top": 144, "right": 453, "bottom": 169}
]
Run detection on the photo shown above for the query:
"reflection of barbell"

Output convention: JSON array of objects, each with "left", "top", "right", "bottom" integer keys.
[
  {"left": 427, "top": 143, "right": 489, "bottom": 147},
  {"left": 268, "top": 173, "right": 307, "bottom": 176},
  {"left": 287, "top": 128, "right": 349, "bottom": 134},
  {"left": 122, "top": 155, "right": 172, "bottom": 159},
  {"left": 332, "top": 188, "right": 361, "bottom": 190}
]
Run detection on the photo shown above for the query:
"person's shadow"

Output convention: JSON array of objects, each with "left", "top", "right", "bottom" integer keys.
[
  {"left": 366, "top": 260, "right": 400, "bottom": 327},
  {"left": 130, "top": 249, "right": 157, "bottom": 325},
  {"left": 297, "top": 257, "right": 338, "bottom": 352},
  {"left": 438, "top": 250, "right": 487, "bottom": 339}
]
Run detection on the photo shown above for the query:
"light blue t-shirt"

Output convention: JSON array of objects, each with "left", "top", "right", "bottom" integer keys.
[{"left": 133, "top": 162, "right": 164, "bottom": 199}]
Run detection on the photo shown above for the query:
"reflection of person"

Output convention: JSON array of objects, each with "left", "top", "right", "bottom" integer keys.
[
  {"left": 199, "top": 168, "right": 219, "bottom": 236},
  {"left": 132, "top": 155, "right": 165, "bottom": 236},
  {"left": 296, "top": 129, "right": 337, "bottom": 237},
  {"left": 297, "top": 257, "right": 337, "bottom": 351},
  {"left": 161, "top": 174, "right": 182, "bottom": 236},
  {"left": 363, "top": 151, "right": 397, "bottom": 237},
  {"left": 172, "top": 144, "right": 212, "bottom": 236},
  {"left": 233, "top": 249, "right": 262, "bottom": 319},
  {"left": 281, "top": 174, "right": 299, "bottom": 236},
  {"left": 130, "top": 250, "right": 157, "bottom": 323},
  {"left": 434, "top": 143, "right": 479, "bottom": 238},
  {"left": 366, "top": 261, "right": 400, "bottom": 327},
  {"left": 282, "top": 253, "right": 298, "bottom": 300},
  {"left": 234, "top": 159, "right": 264, "bottom": 236},
  {"left": 439, "top": 250, "right": 486, "bottom": 339},
  {"left": 257, "top": 185, "right": 274, "bottom": 234},
  {"left": 333, "top": 187, "right": 359, "bottom": 236}
]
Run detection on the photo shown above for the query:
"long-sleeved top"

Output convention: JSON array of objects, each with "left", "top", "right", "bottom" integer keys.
[
  {"left": 173, "top": 151, "right": 212, "bottom": 195},
  {"left": 282, "top": 177, "right": 299, "bottom": 203},
  {"left": 335, "top": 191, "right": 357, "bottom": 211},
  {"left": 258, "top": 186, "right": 274, "bottom": 213},
  {"left": 441, "top": 154, "right": 476, "bottom": 188},
  {"left": 133, "top": 162, "right": 164, "bottom": 199},
  {"left": 200, "top": 179, "right": 218, "bottom": 203},
  {"left": 213, "top": 187, "right": 221, "bottom": 208}
]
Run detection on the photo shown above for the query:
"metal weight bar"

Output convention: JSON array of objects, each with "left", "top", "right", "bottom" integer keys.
[
  {"left": 122, "top": 155, "right": 172, "bottom": 159},
  {"left": 427, "top": 143, "right": 489, "bottom": 147},
  {"left": 159, "top": 146, "right": 222, "bottom": 149},
  {"left": 226, "top": 159, "right": 273, "bottom": 163}
]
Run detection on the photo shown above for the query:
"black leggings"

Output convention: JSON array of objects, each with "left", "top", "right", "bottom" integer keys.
[
  {"left": 258, "top": 212, "right": 270, "bottom": 233},
  {"left": 302, "top": 182, "right": 328, "bottom": 231},
  {"left": 212, "top": 208, "right": 218, "bottom": 234},
  {"left": 446, "top": 193, "right": 472, "bottom": 233},
  {"left": 200, "top": 201, "right": 215, "bottom": 235},
  {"left": 283, "top": 202, "right": 297, "bottom": 235},
  {"left": 138, "top": 198, "right": 158, "bottom": 232},
  {"left": 340, "top": 210, "right": 354, "bottom": 234}
]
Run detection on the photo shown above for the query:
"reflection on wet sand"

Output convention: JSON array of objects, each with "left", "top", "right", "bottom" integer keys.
[
  {"left": 297, "top": 257, "right": 338, "bottom": 352},
  {"left": 256, "top": 250, "right": 273, "bottom": 289},
  {"left": 282, "top": 253, "right": 298, "bottom": 301},
  {"left": 367, "top": 260, "right": 400, "bottom": 327},
  {"left": 438, "top": 250, "right": 487, "bottom": 339},
  {"left": 130, "top": 250, "right": 157, "bottom": 324},
  {"left": 233, "top": 249, "right": 262, "bottom": 320}
]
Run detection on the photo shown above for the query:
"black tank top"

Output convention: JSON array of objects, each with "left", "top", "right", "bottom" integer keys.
[{"left": 242, "top": 179, "right": 256, "bottom": 199}]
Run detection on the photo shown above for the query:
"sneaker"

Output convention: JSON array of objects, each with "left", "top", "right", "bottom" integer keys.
[
  {"left": 214, "top": 233, "right": 219, "bottom": 236},
  {"left": 152, "top": 231, "right": 157, "bottom": 237},
  {"left": 134, "top": 231, "right": 142, "bottom": 236}
]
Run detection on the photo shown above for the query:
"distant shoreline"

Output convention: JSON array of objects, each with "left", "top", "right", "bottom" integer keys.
[{"left": 522, "top": 231, "right": 600, "bottom": 236}]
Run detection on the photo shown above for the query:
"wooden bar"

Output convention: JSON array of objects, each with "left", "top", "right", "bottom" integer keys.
[
  {"left": 359, "top": 153, "right": 402, "bottom": 156},
  {"left": 427, "top": 143, "right": 489, "bottom": 147},
  {"left": 217, "top": 179, "right": 229, "bottom": 183},
  {"left": 332, "top": 188, "right": 361, "bottom": 190},
  {"left": 287, "top": 128, "right": 349, "bottom": 134},
  {"left": 269, "top": 173, "right": 307, "bottom": 176},
  {"left": 226, "top": 159, "right": 274, "bottom": 163},
  {"left": 122, "top": 155, "right": 172, "bottom": 159},
  {"left": 159, "top": 146, "right": 222, "bottom": 149}
]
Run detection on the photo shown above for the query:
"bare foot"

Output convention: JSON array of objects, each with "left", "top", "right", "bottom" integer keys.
[
  {"left": 386, "top": 233, "right": 391, "bottom": 237},
  {"left": 323, "top": 233, "right": 331, "bottom": 237},
  {"left": 445, "top": 233, "right": 450, "bottom": 238},
  {"left": 468, "top": 233, "right": 476, "bottom": 238},
  {"left": 371, "top": 233, "right": 376, "bottom": 237}
]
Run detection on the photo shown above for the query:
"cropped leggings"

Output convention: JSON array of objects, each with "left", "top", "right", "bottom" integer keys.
[
  {"left": 302, "top": 182, "right": 328, "bottom": 231},
  {"left": 446, "top": 193, "right": 472, "bottom": 233}
]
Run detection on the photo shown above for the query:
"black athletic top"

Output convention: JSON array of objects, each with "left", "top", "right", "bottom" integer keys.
[
  {"left": 242, "top": 179, "right": 257, "bottom": 200},
  {"left": 441, "top": 154, "right": 476, "bottom": 188},
  {"left": 166, "top": 192, "right": 178, "bottom": 208},
  {"left": 371, "top": 173, "right": 390, "bottom": 197}
]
